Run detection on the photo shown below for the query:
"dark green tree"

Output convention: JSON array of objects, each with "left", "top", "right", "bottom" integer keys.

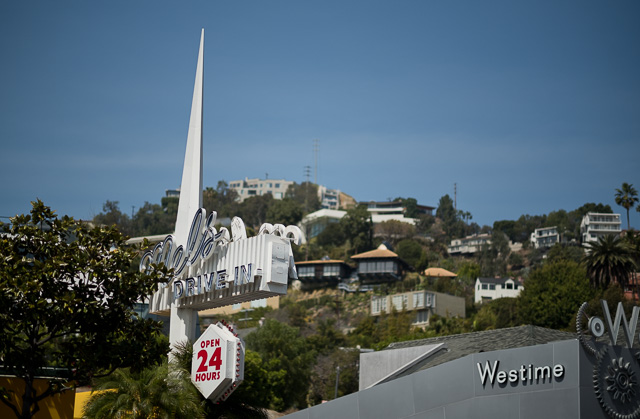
[
  {"left": 285, "top": 182, "right": 320, "bottom": 214},
  {"left": 93, "top": 200, "right": 132, "bottom": 235},
  {"left": 266, "top": 198, "right": 303, "bottom": 226},
  {"left": 203, "top": 181, "right": 239, "bottom": 219},
  {"left": 132, "top": 201, "right": 176, "bottom": 236},
  {"left": 518, "top": 260, "right": 594, "bottom": 330},
  {"left": 396, "top": 239, "right": 426, "bottom": 270},
  {"left": 0, "top": 201, "right": 171, "bottom": 419},
  {"left": 339, "top": 204, "right": 373, "bottom": 255},
  {"left": 245, "top": 319, "right": 314, "bottom": 410},
  {"left": 615, "top": 182, "right": 639, "bottom": 230},
  {"left": 237, "top": 194, "right": 274, "bottom": 229},
  {"left": 583, "top": 235, "right": 636, "bottom": 290}
]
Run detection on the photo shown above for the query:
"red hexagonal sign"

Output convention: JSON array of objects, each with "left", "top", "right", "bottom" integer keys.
[{"left": 192, "top": 321, "right": 245, "bottom": 401}]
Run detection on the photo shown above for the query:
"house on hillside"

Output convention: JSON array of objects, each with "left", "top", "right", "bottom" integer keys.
[
  {"left": 530, "top": 226, "right": 562, "bottom": 249},
  {"left": 294, "top": 259, "right": 352, "bottom": 290},
  {"left": 580, "top": 212, "right": 621, "bottom": 244},
  {"left": 351, "top": 246, "right": 410, "bottom": 285},
  {"left": 448, "top": 233, "right": 491, "bottom": 256},
  {"left": 370, "top": 290, "right": 465, "bottom": 327},
  {"left": 474, "top": 277, "right": 523, "bottom": 304}
]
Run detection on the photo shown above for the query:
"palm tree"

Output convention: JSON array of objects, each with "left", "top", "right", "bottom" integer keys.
[
  {"left": 82, "top": 362, "right": 203, "bottom": 419},
  {"left": 615, "top": 182, "right": 639, "bottom": 230},
  {"left": 583, "top": 234, "right": 636, "bottom": 290}
]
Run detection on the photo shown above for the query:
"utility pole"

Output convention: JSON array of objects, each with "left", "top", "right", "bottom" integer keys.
[
  {"left": 313, "top": 139, "right": 319, "bottom": 185},
  {"left": 454, "top": 183, "right": 457, "bottom": 212}
]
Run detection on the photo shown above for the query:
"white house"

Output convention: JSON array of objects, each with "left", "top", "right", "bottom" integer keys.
[
  {"left": 448, "top": 233, "right": 491, "bottom": 256},
  {"left": 580, "top": 212, "right": 621, "bottom": 244},
  {"left": 474, "top": 277, "right": 523, "bottom": 304},
  {"left": 530, "top": 226, "right": 561, "bottom": 249},
  {"left": 228, "top": 177, "right": 294, "bottom": 202}
]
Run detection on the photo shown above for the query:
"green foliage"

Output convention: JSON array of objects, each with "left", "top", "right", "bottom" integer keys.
[
  {"left": 615, "top": 182, "right": 639, "bottom": 230},
  {"left": 546, "top": 244, "right": 584, "bottom": 264},
  {"left": 456, "top": 261, "right": 481, "bottom": 282},
  {"left": 583, "top": 234, "right": 636, "bottom": 290},
  {"left": 374, "top": 220, "right": 416, "bottom": 247},
  {"left": 396, "top": 239, "right": 426, "bottom": 270},
  {"left": 286, "top": 182, "right": 321, "bottom": 213},
  {"left": 339, "top": 205, "right": 373, "bottom": 255},
  {"left": 474, "top": 298, "right": 519, "bottom": 331},
  {"left": 477, "top": 231, "right": 510, "bottom": 277},
  {"left": 245, "top": 319, "right": 314, "bottom": 410},
  {"left": 203, "top": 181, "right": 239, "bottom": 219},
  {"left": 518, "top": 260, "right": 594, "bottom": 330},
  {"left": 307, "top": 348, "right": 359, "bottom": 405},
  {"left": 266, "top": 198, "right": 303, "bottom": 226},
  {"left": 82, "top": 363, "right": 202, "bottom": 419},
  {"left": 93, "top": 200, "right": 133, "bottom": 236},
  {"left": 236, "top": 195, "right": 274, "bottom": 229},
  {"left": 0, "top": 201, "right": 171, "bottom": 418}
]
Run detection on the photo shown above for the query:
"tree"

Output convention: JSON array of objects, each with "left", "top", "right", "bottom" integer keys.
[
  {"left": 132, "top": 201, "right": 176, "bottom": 236},
  {"left": 615, "top": 182, "right": 639, "bottom": 230},
  {"left": 374, "top": 220, "right": 415, "bottom": 246},
  {"left": 396, "top": 239, "right": 426, "bottom": 271},
  {"left": 266, "top": 198, "right": 303, "bottom": 226},
  {"left": 93, "top": 200, "right": 132, "bottom": 235},
  {"left": 203, "top": 181, "right": 239, "bottom": 219},
  {"left": 583, "top": 234, "right": 636, "bottom": 290},
  {"left": 518, "top": 260, "right": 594, "bottom": 330},
  {"left": 339, "top": 204, "right": 373, "bottom": 255},
  {"left": 285, "top": 182, "right": 320, "bottom": 214},
  {"left": 236, "top": 194, "right": 274, "bottom": 229},
  {"left": 0, "top": 201, "right": 171, "bottom": 418},
  {"left": 245, "top": 319, "right": 315, "bottom": 410},
  {"left": 82, "top": 363, "right": 202, "bottom": 419}
]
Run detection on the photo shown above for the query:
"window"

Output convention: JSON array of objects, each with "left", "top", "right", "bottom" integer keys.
[
  {"left": 298, "top": 266, "right": 314, "bottom": 277},
  {"left": 371, "top": 297, "right": 387, "bottom": 314},
  {"left": 323, "top": 265, "right": 340, "bottom": 276},
  {"left": 413, "top": 292, "right": 425, "bottom": 308},
  {"left": 392, "top": 295, "right": 408, "bottom": 311},
  {"left": 425, "top": 292, "right": 435, "bottom": 307},
  {"left": 414, "top": 310, "right": 429, "bottom": 324},
  {"left": 275, "top": 183, "right": 280, "bottom": 188},
  {"left": 482, "top": 284, "right": 488, "bottom": 290},
  {"left": 250, "top": 299, "right": 267, "bottom": 308},
  {"left": 489, "top": 284, "right": 496, "bottom": 290},
  {"left": 506, "top": 283, "right": 513, "bottom": 289}
]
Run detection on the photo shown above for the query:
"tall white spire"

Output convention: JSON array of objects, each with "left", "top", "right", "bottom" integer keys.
[
  {"left": 169, "top": 29, "right": 204, "bottom": 348},
  {"left": 174, "top": 28, "right": 204, "bottom": 245}
]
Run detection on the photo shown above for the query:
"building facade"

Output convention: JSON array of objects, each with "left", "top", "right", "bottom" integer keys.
[
  {"left": 448, "top": 233, "right": 492, "bottom": 256},
  {"left": 228, "top": 177, "right": 294, "bottom": 202},
  {"left": 474, "top": 277, "right": 523, "bottom": 304},
  {"left": 530, "top": 226, "right": 561, "bottom": 249},
  {"left": 371, "top": 290, "right": 465, "bottom": 327},
  {"left": 580, "top": 212, "right": 621, "bottom": 244}
]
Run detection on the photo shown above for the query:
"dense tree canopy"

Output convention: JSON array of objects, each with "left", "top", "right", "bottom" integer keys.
[
  {"left": 0, "top": 201, "right": 171, "bottom": 418},
  {"left": 518, "top": 260, "right": 594, "bottom": 330}
]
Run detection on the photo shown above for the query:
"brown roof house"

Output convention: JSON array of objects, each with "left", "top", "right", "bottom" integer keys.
[{"left": 351, "top": 244, "right": 411, "bottom": 285}]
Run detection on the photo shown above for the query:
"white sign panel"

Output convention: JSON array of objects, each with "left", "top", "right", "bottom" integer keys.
[
  {"left": 142, "top": 208, "right": 302, "bottom": 314},
  {"left": 192, "top": 321, "right": 245, "bottom": 401}
]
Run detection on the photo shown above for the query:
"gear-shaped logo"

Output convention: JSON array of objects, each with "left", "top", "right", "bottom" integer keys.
[{"left": 577, "top": 301, "right": 640, "bottom": 419}]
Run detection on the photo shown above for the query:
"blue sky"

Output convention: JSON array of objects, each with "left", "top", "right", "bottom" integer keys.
[{"left": 1, "top": 1, "right": 639, "bottom": 229}]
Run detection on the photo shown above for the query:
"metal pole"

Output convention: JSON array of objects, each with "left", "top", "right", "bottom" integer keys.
[{"left": 334, "top": 366, "right": 340, "bottom": 399}]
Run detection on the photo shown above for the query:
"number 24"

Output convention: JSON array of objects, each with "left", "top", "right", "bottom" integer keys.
[{"left": 197, "top": 347, "right": 222, "bottom": 372}]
